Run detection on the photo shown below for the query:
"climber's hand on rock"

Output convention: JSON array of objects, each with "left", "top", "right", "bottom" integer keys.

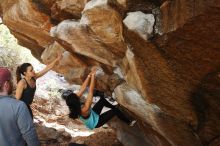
[
  {"left": 90, "top": 66, "right": 97, "bottom": 74},
  {"left": 56, "top": 53, "right": 63, "bottom": 61},
  {"left": 53, "top": 53, "right": 63, "bottom": 66}
]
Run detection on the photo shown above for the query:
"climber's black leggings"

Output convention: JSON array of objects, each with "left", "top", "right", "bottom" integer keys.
[{"left": 93, "top": 97, "right": 131, "bottom": 128}]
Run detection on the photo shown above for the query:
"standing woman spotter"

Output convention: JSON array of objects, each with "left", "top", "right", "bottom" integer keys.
[{"left": 15, "top": 54, "right": 62, "bottom": 118}]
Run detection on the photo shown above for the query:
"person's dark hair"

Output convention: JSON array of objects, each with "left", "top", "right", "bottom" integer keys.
[
  {"left": 62, "top": 90, "right": 81, "bottom": 119},
  {"left": 16, "top": 63, "right": 32, "bottom": 83}
]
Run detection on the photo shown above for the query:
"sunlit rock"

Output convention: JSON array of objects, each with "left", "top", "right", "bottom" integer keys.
[
  {"left": 51, "top": 0, "right": 89, "bottom": 21},
  {"left": 81, "top": 0, "right": 126, "bottom": 57},
  {"left": 116, "top": 0, "right": 127, "bottom": 8},
  {"left": 123, "top": 11, "right": 155, "bottom": 40},
  {"left": 36, "top": 123, "right": 72, "bottom": 146},
  {"left": 1, "top": 0, "right": 220, "bottom": 145},
  {"left": 114, "top": 83, "right": 202, "bottom": 146},
  {"left": 0, "top": 0, "right": 53, "bottom": 58},
  {"left": 41, "top": 41, "right": 88, "bottom": 84},
  {"left": 50, "top": 20, "right": 119, "bottom": 67}
]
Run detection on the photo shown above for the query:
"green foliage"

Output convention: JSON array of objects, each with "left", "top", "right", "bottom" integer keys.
[{"left": 0, "top": 24, "right": 32, "bottom": 70}]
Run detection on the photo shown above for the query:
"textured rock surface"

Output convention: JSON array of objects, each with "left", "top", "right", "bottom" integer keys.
[
  {"left": 123, "top": 11, "right": 155, "bottom": 40},
  {"left": 33, "top": 97, "right": 123, "bottom": 146},
  {"left": 1, "top": 0, "right": 220, "bottom": 145},
  {"left": 160, "top": 0, "right": 220, "bottom": 33}
]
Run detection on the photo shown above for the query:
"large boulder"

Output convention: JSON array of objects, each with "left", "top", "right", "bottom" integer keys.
[{"left": 1, "top": 0, "right": 220, "bottom": 145}]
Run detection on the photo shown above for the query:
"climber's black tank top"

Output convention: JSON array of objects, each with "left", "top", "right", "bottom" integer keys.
[{"left": 20, "top": 78, "right": 36, "bottom": 105}]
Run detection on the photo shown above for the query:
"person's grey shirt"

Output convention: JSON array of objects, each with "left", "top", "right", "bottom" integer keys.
[{"left": 0, "top": 96, "right": 40, "bottom": 146}]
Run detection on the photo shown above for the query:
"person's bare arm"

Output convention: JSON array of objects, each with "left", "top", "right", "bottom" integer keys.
[
  {"left": 35, "top": 54, "right": 62, "bottom": 79},
  {"left": 15, "top": 80, "right": 25, "bottom": 100},
  {"left": 81, "top": 73, "right": 95, "bottom": 116},
  {"left": 76, "top": 66, "right": 97, "bottom": 98},
  {"left": 76, "top": 75, "right": 91, "bottom": 98}
]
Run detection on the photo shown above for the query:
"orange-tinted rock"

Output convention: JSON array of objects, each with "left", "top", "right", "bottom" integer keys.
[
  {"left": 41, "top": 41, "right": 89, "bottom": 84},
  {"left": 115, "top": 83, "right": 201, "bottom": 145},
  {"left": 81, "top": 1, "right": 126, "bottom": 56},
  {"left": 51, "top": 0, "right": 89, "bottom": 21},
  {"left": 1, "top": 0, "right": 53, "bottom": 59},
  {"left": 51, "top": 20, "right": 120, "bottom": 67},
  {"left": 160, "top": 0, "right": 220, "bottom": 33},
  {"left": 120, "top": 5, "right": 220, "bottom": 145},
  {"left": 0, "top": 0, "right": 220, "bottom": 145}
]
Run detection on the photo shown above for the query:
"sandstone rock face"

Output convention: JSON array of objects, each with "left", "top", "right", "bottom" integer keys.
[
  {"left": 1, "top": 0, "right": 220, "bottom": 145},
  {"left": 51, "top": 0, "right": 89, "bottom": 21},
  {"left": 160, "top": 0, "right": 220, "bottom": 33},
  {"left": 41, "top": 41, "right": 88, "bottom": 83},
  {"left": 81, "top": 0, "right": 127, "bottom": 56},
  {"left": 50, "top": 20, "right": 119, "bottom": 67},
  {"left": 0, "top": 0, "right": 53, "bottom": 58}
]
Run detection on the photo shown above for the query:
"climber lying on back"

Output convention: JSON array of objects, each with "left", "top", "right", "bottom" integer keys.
[{"left": 61, "top": 67, "right": 136, "bottom": 130}]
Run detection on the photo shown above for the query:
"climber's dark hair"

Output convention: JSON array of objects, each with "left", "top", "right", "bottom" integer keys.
[
  {"left": 62, "top": 90, "right": 81, "bottom": 119},
  {"left": 16, "top": 63, "right": 32, "bottom": 83}
]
